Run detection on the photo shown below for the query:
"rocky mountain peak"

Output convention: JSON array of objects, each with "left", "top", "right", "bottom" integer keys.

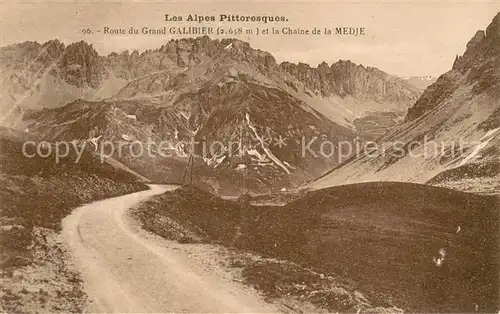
[
  {"left": 407, "top": 12, "right": 500, "bottom": 122},
  {"left": 216, "top": 38, "right": 277, "bottom": 69},
  {"left": 0, "top": 41, "right": 42, "bottom": 66},
  {"left": 0, "top": 39, "right": 66, "bottom": 68},
  {"left": 59, "top": 41, "right": 105, "bottom": 88},
  {"left": 317, "top": 61, "right": 330, "bottom": 73},
  {"left": 452, "top": 13, "right": 500, "bottom": 73},
  {"left": 486, "top": 12, "right": 500, "bottom": 39},
  {"left": 41, "top": 39, "right": 65, "bottom": 61},
  {"left": 280, "top": 58, "right": 418, "bottom": 102},
  {"left": 62, "top": 41, "right": 98, "bottom": 61},
  {"left": 466, "top": 30, "right": 486, "bottom": 51}
]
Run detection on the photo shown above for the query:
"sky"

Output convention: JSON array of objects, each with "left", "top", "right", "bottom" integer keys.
[{"left": 0, "top": 1, "right": 499, "bottom": 77}]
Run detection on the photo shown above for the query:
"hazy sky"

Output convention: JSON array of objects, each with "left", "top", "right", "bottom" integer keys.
[{"left": 1, "top": 1, "right": 499, "bottom": 77}]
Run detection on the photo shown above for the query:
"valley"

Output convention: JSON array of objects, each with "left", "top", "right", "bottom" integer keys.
[{"left": 308, "top": 12, "right": 500, "bottom": 195}]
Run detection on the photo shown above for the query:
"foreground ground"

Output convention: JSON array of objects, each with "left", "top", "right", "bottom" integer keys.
[
  {"left": 135, "top": 182, "right": 499, "bottom": 313},
  {"left": 62, "top": 185, "right": 281, "bottom": 312}
]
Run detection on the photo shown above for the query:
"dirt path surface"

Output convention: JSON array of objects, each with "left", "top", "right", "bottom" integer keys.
[{"left": 62, "top": 185, "right": 277, "bottom": 313}]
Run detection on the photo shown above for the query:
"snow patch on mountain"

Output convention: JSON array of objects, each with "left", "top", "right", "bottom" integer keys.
[
  {"left": 245, "top": 113, "right": 290, "bottom": 174},
  {"left": 459, "top": 127, "right": 500, "bottom": 166}
]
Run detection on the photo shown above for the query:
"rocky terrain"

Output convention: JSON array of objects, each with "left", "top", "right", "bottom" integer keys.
[
  {"left": 1, "top": 37, "right": 420, "bottom": 127},
  {"left": 0, "top": 40, "right": 126, "bottom": 121},
  {"left": 310, "top": 12, "right": 500, "bottom": 194},
  {"left": 1, "top": 37, "right": 421, "bottom": 194}
]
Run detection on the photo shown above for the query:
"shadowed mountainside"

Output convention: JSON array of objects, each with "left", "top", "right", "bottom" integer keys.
[
  {"left": 309, "top": 12, "right": 500, "bottom": 194},
  {"left": 0, "top": 126, "right": 148, "bottom": 274}
]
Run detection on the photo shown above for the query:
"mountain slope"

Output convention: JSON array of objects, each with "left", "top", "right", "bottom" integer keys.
[
  {"left": 309, "top": 12, "right": 500, "bottom": 194},
  {"left": 0, "top": 40, "right": 127, "bottom": 122},
  {"left": 16, "top": 78, "right": 353, "bottom": 194},
  {"left": 135, "top": 182, "right": 499, "bottom": 312},
  {"left": 2, "top": 36, "right": 421, "bottom": 193},
  {"left": 0, "top": 125, "right": 149, "bottom": 312}
]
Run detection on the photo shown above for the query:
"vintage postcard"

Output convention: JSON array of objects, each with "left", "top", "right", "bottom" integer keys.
[{"left": 0, "top": 1, "right": 499, "bottom": 313}]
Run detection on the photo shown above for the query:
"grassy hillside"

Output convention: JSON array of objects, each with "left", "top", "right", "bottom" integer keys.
[
  {"left": 0, "top": 127, "right": 148, "bottom": 271},
  {"left": 134, "top": 182, "right": 499, "bottom": 312}
]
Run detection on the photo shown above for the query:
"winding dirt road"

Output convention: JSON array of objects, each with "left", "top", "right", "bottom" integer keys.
[{"left": 62, "top": 185, "right": 276, "bottom": 313}]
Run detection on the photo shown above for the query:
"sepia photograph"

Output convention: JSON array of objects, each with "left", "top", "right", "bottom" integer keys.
[{"left": 0, "top": 1, "right": 499, "bottom": 313}]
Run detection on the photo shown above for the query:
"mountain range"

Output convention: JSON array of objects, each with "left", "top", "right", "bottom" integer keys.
[
  {"left": 2, "top": 13, "right": 498, "bottom": 195},
  {"left": 1, "top": 36, "right": 422, "bottom": 194}
]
